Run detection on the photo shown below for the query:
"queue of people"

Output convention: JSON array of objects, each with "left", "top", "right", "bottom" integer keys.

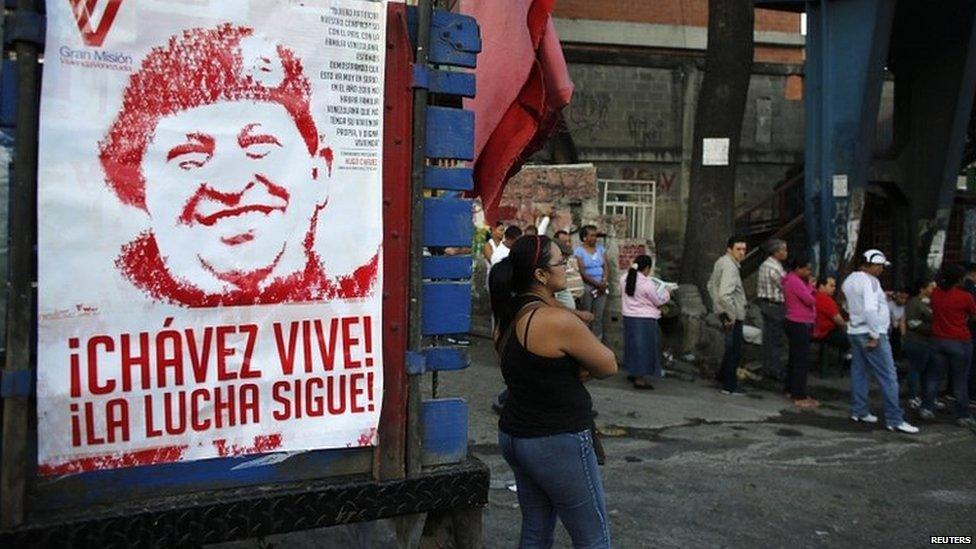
[
  {"left": 485, "top": 223, "right": 975, "bottom": 546},
  {"left": 745, "top": 239, "right": 976, "bottom": 432}
]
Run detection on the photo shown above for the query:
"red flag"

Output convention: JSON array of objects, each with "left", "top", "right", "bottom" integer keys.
[{"left": 461, "top": 0, "right": 574, "bottom": 222}]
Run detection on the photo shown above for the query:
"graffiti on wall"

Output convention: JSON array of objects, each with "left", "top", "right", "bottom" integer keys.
[
  {"left": 626, "top": 114, "right": 664, "bottom": 149},
  {"left": 963, "top": 208, "right": 976, "bottom": 263},
  {"left": 565, "top": 91, "right": 611, "bottom": 139},
  {"left": 618, "top": 167, "right": 677, "bottom": 193}
]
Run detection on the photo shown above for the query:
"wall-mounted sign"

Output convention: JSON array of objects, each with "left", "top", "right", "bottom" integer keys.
[{"left": 702, "top": 137, "right": 729, "bottom": 166}]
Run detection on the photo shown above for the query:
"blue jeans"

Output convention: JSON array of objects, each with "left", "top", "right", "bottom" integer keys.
[
  {"left": 498, "top": 430, "right": 610, "bottom": 548},
  {"left": 721, "top": 321, "right": 744, "bottom": 391},
  {"left": 848, "top": 334, "right": 904, "bottom": 427},
  {"left": 931, "top": 338, "right": 973, "bottom": 419},
  {"left": 903, "top": 339, "right": 936, "bottom": 408}
]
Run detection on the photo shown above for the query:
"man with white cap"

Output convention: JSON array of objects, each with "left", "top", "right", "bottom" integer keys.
[{"left": 841, "top": 249, "right": 919, "bottom": 433}]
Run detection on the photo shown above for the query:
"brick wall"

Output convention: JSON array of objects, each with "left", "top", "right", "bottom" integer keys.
[
  {"left": 755, "top": 46, "right": 804, "bottom": 65},
  {"left": 554, "top": 1, "right": 800, "bottom": 33}
]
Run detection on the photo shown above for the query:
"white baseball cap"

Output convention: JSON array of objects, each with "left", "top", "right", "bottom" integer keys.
[{"left": 863, "top": 249, "right": 891, "bottom": 267}]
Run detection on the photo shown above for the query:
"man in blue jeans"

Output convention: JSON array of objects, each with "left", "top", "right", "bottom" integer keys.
[
  {"left": 707, "top": 236, "right": 748, "bottom": 395},
  {"left": 841, "top": 250, "right": 919, "bottom": 434}
]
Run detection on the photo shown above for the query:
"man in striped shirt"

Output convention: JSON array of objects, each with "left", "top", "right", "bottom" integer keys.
[{"left": 758, "top": 239, "right": 788, "bottom": 381}]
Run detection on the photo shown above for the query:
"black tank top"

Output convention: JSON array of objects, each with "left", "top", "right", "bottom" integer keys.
[{"left": 498, "top": 297, "right": 594, "bottom": 438}]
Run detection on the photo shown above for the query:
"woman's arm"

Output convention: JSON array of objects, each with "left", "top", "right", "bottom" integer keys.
[
  {"left": 831, "top": 313, "right": 847, "bottom": 328},
  {"left": 554, "top": 312, "right": 617, "bottom": 378},
  {"left": 643, "top": 278, "right": 671, "bottom": 306},
  {"left": 791, "top": 277, "right": 816, "bottom": 308}
]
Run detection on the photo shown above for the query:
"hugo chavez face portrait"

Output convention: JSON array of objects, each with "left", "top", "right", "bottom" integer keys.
[{"left": 99, "top": 24, "right": 377, "bottom": 307}]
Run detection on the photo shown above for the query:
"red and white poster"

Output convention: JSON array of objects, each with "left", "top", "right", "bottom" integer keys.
[{"left": 37, "top": 0, "right": 387, "bottom": 474}]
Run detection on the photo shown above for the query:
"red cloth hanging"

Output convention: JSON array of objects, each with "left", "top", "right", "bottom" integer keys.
[{"left": 461, "top": 0, "right": 574, "bottom": 222}]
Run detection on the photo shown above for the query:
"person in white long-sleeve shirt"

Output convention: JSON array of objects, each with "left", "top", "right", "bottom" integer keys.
[{"left": 841, "top": 249, "right": 918, "bottom": 434}]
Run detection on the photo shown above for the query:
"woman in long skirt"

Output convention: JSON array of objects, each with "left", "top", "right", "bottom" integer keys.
[{"left": 619, "top": 255, "right": 671, "bottom": 390}]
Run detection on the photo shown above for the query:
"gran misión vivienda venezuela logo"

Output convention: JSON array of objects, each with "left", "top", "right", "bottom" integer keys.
[{"left": 61, "top": 0, "right": 132, "bottom": 71}]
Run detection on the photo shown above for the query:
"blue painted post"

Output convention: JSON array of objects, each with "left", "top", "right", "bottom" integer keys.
[
  {"left": 804, "top": 1, "right": 824, "bottom": 274},
  {"left": 804, "top": 0, "right": 895, "bottom": 276},
  {"left": 410, "top": 5, "right": 481, "bottom": 469}
]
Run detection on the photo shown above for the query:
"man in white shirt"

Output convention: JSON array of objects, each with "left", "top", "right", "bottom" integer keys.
[
  {"left": 841, "top": 249, "right": 918, "bottom": 434},
  {"left": 490, "top": 225, "right": 522, "bottom": 268}
]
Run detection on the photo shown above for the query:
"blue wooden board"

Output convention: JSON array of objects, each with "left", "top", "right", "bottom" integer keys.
[
  {"left": 421, "top": 282, "right": 471, "bottom": 335},
  {"left": 424, "top": 166, "right": 474, "bottom": 191},
  {"left": 406, "top": 8, "right": 482, "bottom": 68},
  {"left": 420, "top": 398, "right": 468, "bottom": 467},
  {"left": 426, "top": 106, "right": 474, "bottom": 160},
  {"left": 423, "top": 197, "right": 472, "bottom": 247},
  {"left": 429, "top": 10, "right": 482, "bottom": 68},
  {"left": 428, "top": 69, "right": 476, "bottom": 97},
  {"left": 424, "top": 347, "right": 470, "bottom": 372},
  {"left": 422, "top": 255, "right": 472, "bottom": 280},
  {"left": 414, "top": 66, "right": 476, "bottom": 98}
]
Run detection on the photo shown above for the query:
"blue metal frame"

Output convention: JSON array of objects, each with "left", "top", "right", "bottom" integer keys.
[
  {"left": 804, "top": 0, "right": 895, "bottom": 276},
  {"left": 922, "top": 6, "right": 976, "bottom": 272}
]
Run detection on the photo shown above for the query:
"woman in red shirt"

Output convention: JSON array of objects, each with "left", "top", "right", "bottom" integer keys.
[{"left": 930, "top": 263, "right": 976, "bottom": 429}]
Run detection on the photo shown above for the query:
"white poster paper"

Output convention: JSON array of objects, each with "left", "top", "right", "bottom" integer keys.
[
  {"left": 832, "top": 174, "right": 849, "bottom": 197},
  {"left": 37, "top": 0, "right": 387, "bottom": 474},
  {"left": 702, "top": 137, "right": 729, "bottom": 166}
]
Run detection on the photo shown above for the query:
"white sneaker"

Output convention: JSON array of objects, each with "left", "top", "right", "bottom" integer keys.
[
  {"left": 918, "top": 409, "right": 936, "bottom": 420},
  {"left": 886, "top": 422, "right": 919, "bottom": 434},
  {"left": 907, "top": 397, "right": 921, "bottom": 410},
  {"left": 934, "top": 399, "right": 948, "bottom": 410},
  {"left": 850, "top": 413, "right": 878, "bottom": 423}
]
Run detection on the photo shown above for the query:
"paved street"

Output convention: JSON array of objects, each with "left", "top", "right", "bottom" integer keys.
[
  {"left": 223, "top": 336, "right": 976, "bottom": 548},
  {"left": 445, "top": 337, "right": 976, "bottom": 549}
]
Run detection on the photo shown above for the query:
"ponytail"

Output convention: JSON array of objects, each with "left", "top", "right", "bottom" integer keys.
[
  {"left": 625, "top": 255, "right": 654, "bottom": 297},
  {"left": 489, "top": 257, "right": 516, "bottom": 335}
]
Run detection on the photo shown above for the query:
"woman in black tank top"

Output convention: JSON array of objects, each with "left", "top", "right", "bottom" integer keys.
[{"left": 489, "top": 235, "right": 618, "bottom": 548}]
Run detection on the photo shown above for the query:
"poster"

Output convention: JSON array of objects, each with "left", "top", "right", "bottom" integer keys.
[
  {"left": 37, "top": 0, "right": 387, "bottom": 474},
  {"left": 832, "top": 174, "right": 849, "bottom": 197},
  {"left": 702, "top": 137, "right": 729, "bottom": 166}
]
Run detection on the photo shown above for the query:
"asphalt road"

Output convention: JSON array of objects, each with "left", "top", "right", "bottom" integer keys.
[{"left": 220, "top": 336, "right": 976, "bottom": 548}]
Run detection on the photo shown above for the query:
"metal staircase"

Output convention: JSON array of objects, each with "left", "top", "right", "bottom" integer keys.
[{"left": 734, "top": 167, "right": 807, "bottom": 277}]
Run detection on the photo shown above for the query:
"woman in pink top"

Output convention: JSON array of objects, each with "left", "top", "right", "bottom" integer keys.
[
  {"left": 619, "top": 255, "right": 671, "bottom": 390},
  {"left": 782, "top": 255, "right": 819, "bottom": 408}
]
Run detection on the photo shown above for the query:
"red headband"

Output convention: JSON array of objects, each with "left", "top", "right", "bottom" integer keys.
[{"left": 532, "top": 236, "right": 543, "bottom": 267}]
